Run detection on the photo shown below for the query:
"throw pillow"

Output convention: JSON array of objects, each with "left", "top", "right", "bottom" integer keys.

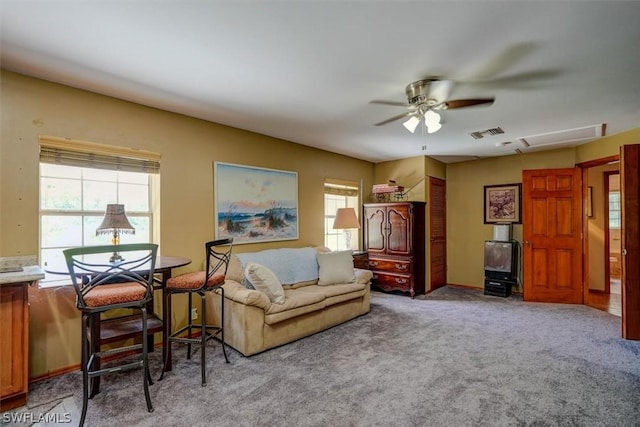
[
  {"left": 244, "top": 262, "right": 285, "bottom": 304},
  {"left": 317, "top": 250, "right": 356, "bottom": 286}
]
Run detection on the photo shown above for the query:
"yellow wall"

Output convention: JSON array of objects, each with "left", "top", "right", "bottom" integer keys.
[
  {"left": 373, "top": 156, "right": 426, "bottom": 201},
  {"left": 446, "top": 128, "right": 639, "bottom": 291},
  {"left": 0, "top": 70, "right": 374, "bottom": 377},
  {"left": 576, "top": 128, "right": 640, "bottom": 163},
  {"left": 445, "top": 148, "right": 577, "bottom": 291}
]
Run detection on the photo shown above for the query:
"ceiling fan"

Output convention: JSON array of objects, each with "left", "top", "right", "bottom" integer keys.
[{"left": 371, "top": 78, "right": 494, "bottom": 134}]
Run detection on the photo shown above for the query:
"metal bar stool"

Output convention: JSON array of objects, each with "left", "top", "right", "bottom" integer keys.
[
  {"left": 160, "top": 238, "right": 232, "bottom": 386},
  {"left": 64, "top": 243, "right": 158, "bottom": 427}
]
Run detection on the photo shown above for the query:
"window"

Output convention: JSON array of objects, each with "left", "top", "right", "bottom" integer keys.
[
  {"left": 324, "top": 181, "right": 359, "bottom": 251},
  {"left": 39, "top": 136, "right": 160, "bottom": 286},
  {"left": 609, "top": 191, "right": 621, "bottom": 229}
]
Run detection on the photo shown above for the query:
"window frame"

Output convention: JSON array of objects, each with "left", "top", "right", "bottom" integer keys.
[
  {"left": 323, "top": 181, "right": 360, "bottom": 251},
  {"left": 608, "top": 190, "right": 621, "bottom": 229},
  {"left": 38, "top": 136, "right": 160, "bottom": 287}
]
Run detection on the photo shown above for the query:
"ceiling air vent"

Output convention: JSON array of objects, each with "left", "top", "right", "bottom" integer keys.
[
  {"left": 518, "top": 124, "right": 605, "bottom": 148},
  {"left": 469, "top": 127, "right": 504, "bottom": 139}
]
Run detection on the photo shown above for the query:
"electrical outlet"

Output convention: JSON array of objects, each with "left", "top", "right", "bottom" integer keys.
[{"left": 191, "top": 307, "right": 198, "bottom": 320}]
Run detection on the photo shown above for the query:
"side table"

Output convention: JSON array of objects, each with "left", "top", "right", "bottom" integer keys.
[{"left": 353, "top": 251, "right": 369, "bottom": 270}]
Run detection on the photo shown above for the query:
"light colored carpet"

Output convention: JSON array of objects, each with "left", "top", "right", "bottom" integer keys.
[{"left": 4, "top": 286, "right": 640, "bottom": 426}]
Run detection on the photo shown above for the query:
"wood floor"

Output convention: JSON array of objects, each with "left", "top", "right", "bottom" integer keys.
[{"left": 587, "top": 279, "right": 621, "bottom": 317}]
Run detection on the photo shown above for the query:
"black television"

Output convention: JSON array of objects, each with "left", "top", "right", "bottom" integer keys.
[{"left": 484, "top": 240, "right": 518, "bottom": 281}]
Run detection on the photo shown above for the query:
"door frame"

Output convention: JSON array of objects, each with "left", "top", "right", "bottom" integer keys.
[{"left": 577, "top": 155, "right": 620, "bottom": 307}]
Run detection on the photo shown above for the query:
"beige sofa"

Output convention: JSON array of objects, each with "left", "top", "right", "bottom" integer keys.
[{"left": 206, "top": 247, "right": 372, "bottom": 356}]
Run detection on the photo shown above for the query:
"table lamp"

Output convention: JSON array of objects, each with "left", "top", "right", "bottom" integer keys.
[
  {"left": 332, "top": 207, "right": 360, "bottom": 250},
  {"left": 96, "top": 204, "right": 135, "bottom": 263}
]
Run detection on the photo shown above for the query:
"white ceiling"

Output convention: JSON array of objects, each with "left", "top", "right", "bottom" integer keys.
[{"left": 1, "top": 1, "right": 639, "bottom": 163}]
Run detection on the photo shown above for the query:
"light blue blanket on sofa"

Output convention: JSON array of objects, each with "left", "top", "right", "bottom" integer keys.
[{"left": 236, "top": 247, "right": 319, "bottom": 286}]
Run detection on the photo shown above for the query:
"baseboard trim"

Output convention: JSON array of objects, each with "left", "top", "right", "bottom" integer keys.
[
  {"left": 441, "top": 282, "right": 523, "bottom": 296},
  {"left": 29, "top": 364, "right": 80, "bottom": 384},
  {"left": 29, "top": 341, "right": 164, "bottom": 384}
]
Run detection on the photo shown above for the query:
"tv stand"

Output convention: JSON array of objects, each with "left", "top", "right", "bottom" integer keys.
[
  {"left": 484, "top": 278, "right": 514, "bottom": 297},
  {"left": 483, "top": 240, "right": 518, "bottom": 298}
]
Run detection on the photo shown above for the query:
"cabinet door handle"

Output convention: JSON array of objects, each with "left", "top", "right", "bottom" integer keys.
[
  {"left": 395, "top": 278, "right": 407, "bottom": 284},
  {"left": 395, "top": 264, "right": 407, "bottom": 270},
  {"left": 368, "top": 261, "right": 378, "bottom": 267}
]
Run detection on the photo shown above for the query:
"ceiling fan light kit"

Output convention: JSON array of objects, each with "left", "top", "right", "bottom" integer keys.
[
  {"left": 402, "top": 116, "right": 421, "bottom": 133},
  {"left": 371, "top": 78, "right": 495, "bottom": 135},
  {"left": 402, "top": 109, "right": 442, "bottom": 134},
  {"left": 423, "top": 109, "right": 442, "bottom": 134},
  {"left": 427, "top": 121, "right": 442, "bottom": 134}
]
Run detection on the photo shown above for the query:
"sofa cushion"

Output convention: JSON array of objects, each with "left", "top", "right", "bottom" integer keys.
[
  {"left": 263, "top": 288, "right": 327, "bottom": 324},
  {"left": 244, "top": 262, "right": 285, "bottom": 304},
  {"left": 317, "top": 250, "right": 356, "bottom": 286},
  {"left": 296, "top": 282, "right": 367, "bottom": 307},
  {"left": 222, "top": 280, "right": 271, "bottom": 310},
  {"left": 226, "top": 255, "right": 244, "bottom": 284},
  {"left": 297, "top": 282, "right": 365, "bottom": 298},
  {"left": 265, "top": 288, "right": 325, "bottom": 314}
]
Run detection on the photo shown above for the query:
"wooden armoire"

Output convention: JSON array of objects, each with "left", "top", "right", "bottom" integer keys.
[{"left": 362, "top": 202, "right": 426, "bottom": 298}]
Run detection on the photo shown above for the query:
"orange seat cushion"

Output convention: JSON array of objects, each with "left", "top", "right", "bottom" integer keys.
[
  {"left": 84, "top": 282, "right": 147, "bottom": 308},
  {"left": 166, "top": 271, "right": 225, "bottom": 290}
]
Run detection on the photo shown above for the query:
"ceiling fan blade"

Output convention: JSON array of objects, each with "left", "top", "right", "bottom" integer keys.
[
  {"left": 370, "top": 100, "right": 411, "bottom": 107},
  {"left": 374, "top": 111, "right": 414, "bottom": 126},
  {"left": 473, "top": 69, "right": 563, "bottom": 89},
  {"left": 464, "top": 43, "right": 538, "bottom": 81},
  {"left": 444, "top": 98, "right": 494, "bottom": 109},
  {"left": 428, "top": 79, "right": 454, "bottom": 104}
]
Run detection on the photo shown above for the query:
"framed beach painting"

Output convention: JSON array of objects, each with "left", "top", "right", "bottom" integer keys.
[
  {"left": 214, "top": 162, "right": 298, "bottom": 244},
  {"left": 484, "top": 183, "right": 522, "bottom": 224}
]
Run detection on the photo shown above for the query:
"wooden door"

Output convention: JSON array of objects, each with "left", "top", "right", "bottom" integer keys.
[
  {"left": 363, "top": 205, "right": 386, "bottom": 254},
  {"left": 386, "top": 204, "right": 412, "bottom": 256},
  {"left": 620, "top": 144, "right": 640, "bottom": 339},
  {"left": 523, "top": 168, "right": 583, "bottom": 303},
  {"left": 429, "top": 177, "right": 447, "bottom": 290}
]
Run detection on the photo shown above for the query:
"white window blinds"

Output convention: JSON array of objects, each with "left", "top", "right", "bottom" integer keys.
[
  {"left": 39, "top": 136, "right": 160, "bottom": 174},
  {"left": 324, "top": 180, "right": 359, "bottom": 197}
]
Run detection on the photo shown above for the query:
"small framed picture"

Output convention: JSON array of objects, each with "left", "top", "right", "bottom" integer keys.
[{"left": 484, "top": 183, "right": 522, "bottom": 224}]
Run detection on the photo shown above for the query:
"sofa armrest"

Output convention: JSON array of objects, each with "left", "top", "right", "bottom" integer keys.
[
  {"left": 355, "top": 268, "right": 373, "bottom": 285},
  {"left": 221, "top": 279, "right": 272, "bottom": 310}
]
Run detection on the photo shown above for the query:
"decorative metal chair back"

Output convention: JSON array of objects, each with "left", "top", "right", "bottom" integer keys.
[
  {"left": 204, "top": 238, "right": 233, "bottom": 290},
  {"left": 159, "top": 238, "right": 233, "bottom": 386},
  {"left": 64, "top": 243, "right": 158, "bottom": 310}
]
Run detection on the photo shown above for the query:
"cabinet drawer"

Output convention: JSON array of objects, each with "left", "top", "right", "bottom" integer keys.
[
  {"left": 371, "top": 271, "right": 412, "bottom": 292},
  {"left": 367, "top": 258, "right": 411, "bottom": 274}
]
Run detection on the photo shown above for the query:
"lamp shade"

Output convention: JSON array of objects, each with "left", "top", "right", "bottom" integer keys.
[
  {"left": 424, "top": 110, "right": 442, "bottom": 134},
  {"left": 402, "top": 115, "right": 421, "bottom": 133},
  {"left": 332, "top": 208, "right": 360, "bottom": 230},
  {"left": 96, "top": 204, "right": 135, "bottom": 235}
]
